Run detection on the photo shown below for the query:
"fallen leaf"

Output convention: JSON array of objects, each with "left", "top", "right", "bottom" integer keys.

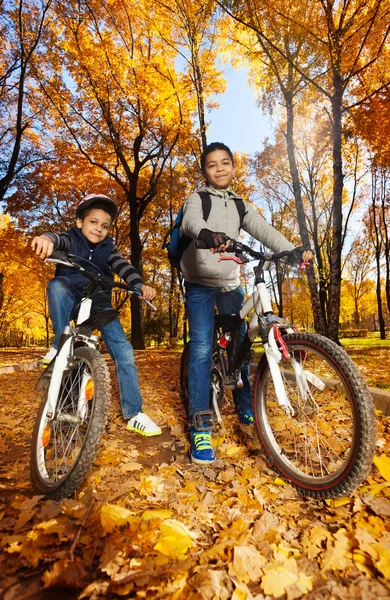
[
  {"left": 141, "top": 509, "right": 173, "bottom": 521},
  {"left": 154, "top": 519, "right": 195, "bottom": 558},
  {"left": 373, "top": 454, "right": 390, "bottom": 481},
  {"left": 261, "top": 565, "right": 298, "bottom": 598},
  {"left": 228, "top": 544, "right": 266, "bottom": 583},
  {"left": 101, "top": 504, "right": 135, "bottom": 533}
]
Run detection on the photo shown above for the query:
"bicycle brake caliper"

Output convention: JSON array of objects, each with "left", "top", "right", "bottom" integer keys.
[{"left": 274, "top": 325, "right": 290, "bottom": 360}]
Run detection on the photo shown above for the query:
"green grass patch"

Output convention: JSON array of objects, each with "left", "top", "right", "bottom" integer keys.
[{"left": 340, "top": 336, "right": 390, "bottom": 348}]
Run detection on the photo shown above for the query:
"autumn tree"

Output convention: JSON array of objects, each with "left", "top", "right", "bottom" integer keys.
[
  {"left": 343, "top": 235, "right": 375, "bottom": 329},
  {"left": 366, "top": 165, "right": 390, "bottom": 339},
  {"left": 221, "top": 0, "right": 390, "bottom": 342},
  {"left": 0, "top": 0, "right": 54, "bottom": 200},
  {"left": 27, "top": 0, "right": 203, "bottom": 348},
  {"left": 0, "top": 215, "right": 50, "bottom": 346}
]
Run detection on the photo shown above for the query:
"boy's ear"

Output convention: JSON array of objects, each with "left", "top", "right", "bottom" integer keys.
[{"left": 76, "top": 218, "right": 83, "bottom": 229}]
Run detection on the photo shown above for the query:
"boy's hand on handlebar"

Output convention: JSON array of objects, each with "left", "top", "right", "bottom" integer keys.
[
  {"left": 140, "top": 285, "right": 156, "bottom": 301},
  {"left": 302, "top": 249, "right": 314, "bottom": 262},
  {"left": 198, "top": 229, "right": 231, "bottom": 253},
  {"left": 31, "top": 235, "right": 54, "bottom": 259},
  {"left": 288, "top": 246, "right": 314, "bottom": 266}
]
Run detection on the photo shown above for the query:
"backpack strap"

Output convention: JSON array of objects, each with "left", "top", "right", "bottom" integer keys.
[
  {"left": 198, "top": 191, "right": 246, "bottom": 229},
  {"left": 198, "top": 191, "right": 212, "bottom": 221},
  {"left": 235, "top": 198, "right": 246, "bottom": 229}
]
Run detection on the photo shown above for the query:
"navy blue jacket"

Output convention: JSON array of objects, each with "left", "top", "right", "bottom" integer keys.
[{"left": 55, "top": 227, "right": 115, "bottom": 310}]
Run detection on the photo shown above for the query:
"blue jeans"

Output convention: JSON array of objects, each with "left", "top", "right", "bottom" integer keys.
[
  {"left": 47, "top": 277, "right": 142, "bottom": 419},
  {"left": 185, "top": 283, "right": 251, "bottom": 420}
]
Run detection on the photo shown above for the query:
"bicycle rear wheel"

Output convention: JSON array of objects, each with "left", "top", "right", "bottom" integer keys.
[
  {"left": 252, "top": 332, "right": 376, "bottom": 498},
  {"left": 31, "top": 346, "right": 111, "bottom": 499}
]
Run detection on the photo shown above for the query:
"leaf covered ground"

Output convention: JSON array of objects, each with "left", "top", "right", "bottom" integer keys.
[{"left": 0, "top": 349, "right": 390, "bottom": 600}]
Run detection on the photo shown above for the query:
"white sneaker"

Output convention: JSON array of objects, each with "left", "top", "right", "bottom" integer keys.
[
  {"left": 41, "top": 347, "right": 57, "bottom": 366},
  {"left": 126, "top": 412, "right": 162, "bottom": 437}
]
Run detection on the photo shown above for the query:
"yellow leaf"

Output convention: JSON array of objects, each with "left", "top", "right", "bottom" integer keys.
[
  {"left": 229, "top": 545, "right": 266, "bottom": 583},
  {"left": 271, "top": 543, "right": 301, "bottom": 558},
  {"left": 325, "top": 497, "right": 351, "bottom": 507},
  {"left": 100, "top": 504, "right": 135, "bottom": 533},
  {"left": 231, "top": 587, "right": 248, "bottom": 600},
  {"left": 296, "top": 571, "right": 313, "bottom": 594},
  {"left": 273, "top": 477, "right": 288, "bottom": 486},
  {"left": 359, "top": 481, "right": 390, "bottom": 495},
  {"left": 321, "top": 528, "right": 354, "bottom": 572},
  {"left": 261, "top": 566, "right": 298, "bottom": 597},
  {"left": 141, "top": 509, "right": 173, "bottom": 521},
  {"left": 373, "top": 543, "right": 390, "bottom": 580},
  {"left": 373, "top": 455, "right": 390, "bottom": 482},
  {"left": 153, "top": 519, "right": 195, "bottom": 558},
  {"left": 225, "top": 444, "right": 241, "bottom": 456}
]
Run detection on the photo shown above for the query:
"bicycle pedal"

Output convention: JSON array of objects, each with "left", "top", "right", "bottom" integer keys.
[{"left": 192, "top": 410, "right": 216, "bottom": 432}]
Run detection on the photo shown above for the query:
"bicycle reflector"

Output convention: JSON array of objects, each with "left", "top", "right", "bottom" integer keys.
[
  {"left": 42, "top": 426, "right": 51, "bottom": 447},
  {"left": 85, "top": 379, "right": 94, "bottom": 401}
]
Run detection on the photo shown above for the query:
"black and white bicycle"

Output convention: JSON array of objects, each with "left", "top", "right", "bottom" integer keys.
[
  {"left": 181, "top": 240, "right": 377, "bottom": 498},
  {"left": 31, "top": 250, "right": 155, "bottom": 499}
]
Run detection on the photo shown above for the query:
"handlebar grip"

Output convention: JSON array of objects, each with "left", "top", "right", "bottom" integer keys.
[
  {"left": 51, "top": 250, "right": 69, "bottom": 261},
  {"left": 195, "top": 239, "right": 236, "bottom": 252}
]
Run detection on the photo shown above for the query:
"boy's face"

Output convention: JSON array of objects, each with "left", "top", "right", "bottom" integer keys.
[
  {"left": 76, "top": 208, "right": 112, "bottom": 243},
  {"left": 203, "top": 149, "right": 235, "bottom": 190}
]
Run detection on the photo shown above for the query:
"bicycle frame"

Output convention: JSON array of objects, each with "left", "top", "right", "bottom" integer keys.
[
  {"left": 42, "top": 253, "right": 155, "bottom": 420},
  {"left": 214, "top": 252, "right": 300, "bottom": 417}
]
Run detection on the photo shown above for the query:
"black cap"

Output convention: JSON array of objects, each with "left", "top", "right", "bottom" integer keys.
[{"left": 76, "top": 193, "right": 118, "bottom": 220}]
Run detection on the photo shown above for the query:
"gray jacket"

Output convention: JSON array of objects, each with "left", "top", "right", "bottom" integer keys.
[{"left": 180, "top": 185, "right": 295, "bottom": 289}]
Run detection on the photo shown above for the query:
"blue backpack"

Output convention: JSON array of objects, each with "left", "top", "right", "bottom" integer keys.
[{"left": 163, "top": 191, "right": 245, "bottom": 271}]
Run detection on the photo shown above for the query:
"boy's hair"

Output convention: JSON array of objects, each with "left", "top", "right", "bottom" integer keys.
[
  {"left": 78, "top": 202, "right": 114, "bottom": 222},
  {"left": 200, "top": 142, "right": 234, "bottom": 172}
]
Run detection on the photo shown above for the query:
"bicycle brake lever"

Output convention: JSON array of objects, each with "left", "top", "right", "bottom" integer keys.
[
  {"left": 299, "top": 260, "right": 311, "bottom": 270},
  {"left": 218, "top": 255, "right": 244, "bottom": 264},
  {"left": 132, "top": 290, "right": 157, "bottom": 311}
]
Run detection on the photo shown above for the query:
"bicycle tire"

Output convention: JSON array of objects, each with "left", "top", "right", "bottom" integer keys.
[
  {"left": 31, "top": 346, "right": 111, "bottom": 499},
  {"left": 252, "top": 332, "right": 376, "bottom": 498}
]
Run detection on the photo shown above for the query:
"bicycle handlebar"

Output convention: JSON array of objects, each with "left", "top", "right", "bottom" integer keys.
[
  {"left": 195, "top": 239, "right": 294, "bottom": 263},
  {"left": 46, "top": 251, "right": 157, "bottom": 310}
]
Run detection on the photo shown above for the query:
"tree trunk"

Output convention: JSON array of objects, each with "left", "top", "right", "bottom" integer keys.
[
  {"left": 375, "top": 251, "right": 386, "bottom": 339},
  {"left": 284, "top": 93, "right": 326, "bottom": 334},
  {"left": 129, "top": 192, "right": 145, "bottom": 350},
  {"left": 327, "top": 88, "right": 344, "bottom": 344}
]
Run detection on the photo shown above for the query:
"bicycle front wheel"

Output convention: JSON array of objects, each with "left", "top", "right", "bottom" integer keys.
[
  {"left": 252, "top": 332, "right": 377, "bottom": 498},
  {"left": 31, "top": 346, "right": 111, "bottom": 499}
]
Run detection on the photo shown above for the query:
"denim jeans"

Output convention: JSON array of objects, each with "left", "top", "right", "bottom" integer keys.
[
  {"left": 47, "top": 276, "right": 142, "bottom": 419},
  {"left": 185, "top": 282, "right": 251, "bottom": 420}
]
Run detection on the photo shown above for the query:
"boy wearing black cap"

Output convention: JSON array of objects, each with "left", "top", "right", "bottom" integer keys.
[{"left": 31, "top": 193, "right": 162, "bottom": 437}]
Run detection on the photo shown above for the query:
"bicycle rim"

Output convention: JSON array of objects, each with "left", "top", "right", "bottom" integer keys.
[
  {"left": 253, "top": 332, "right": 376, "bottom": 498},
  {"left": 31, "top": 347, "right": 110, "bottom": 497}
]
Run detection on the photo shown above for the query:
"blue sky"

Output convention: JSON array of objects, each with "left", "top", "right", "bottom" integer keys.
[{"left": 206, "top": 66, "right": 274, "bottom": 155}]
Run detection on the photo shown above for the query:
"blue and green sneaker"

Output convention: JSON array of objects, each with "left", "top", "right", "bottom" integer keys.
[
  {"left": 190, "top": 427, "right": 216, "bottom": 465},
  {"left": 238, "top": 410, "right": 254, "bottom": 425}
]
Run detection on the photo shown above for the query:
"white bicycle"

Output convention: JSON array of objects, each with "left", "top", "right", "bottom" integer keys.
[
  {"left": 31, "top": 251, "right": 155, "bottom": 499},
  {"left": 181, "top": 240, "right": 377, "bottom": 498}
]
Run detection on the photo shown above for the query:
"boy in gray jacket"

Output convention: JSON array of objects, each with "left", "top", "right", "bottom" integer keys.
[{"left": 181, "top": 142, "right": 312, "bottom": 465}]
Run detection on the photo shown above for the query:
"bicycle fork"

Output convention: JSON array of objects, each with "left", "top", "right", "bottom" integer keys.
[
  {"left": 266, "top": 325, "right": 325, "bottom": 414},
  {"left": 264, "top": 326, "right": 295, "bottom": 416}
]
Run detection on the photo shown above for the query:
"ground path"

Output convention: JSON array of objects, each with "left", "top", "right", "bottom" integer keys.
[{"left": 0, "top": 349, "right": 389, "bottom": 600}]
